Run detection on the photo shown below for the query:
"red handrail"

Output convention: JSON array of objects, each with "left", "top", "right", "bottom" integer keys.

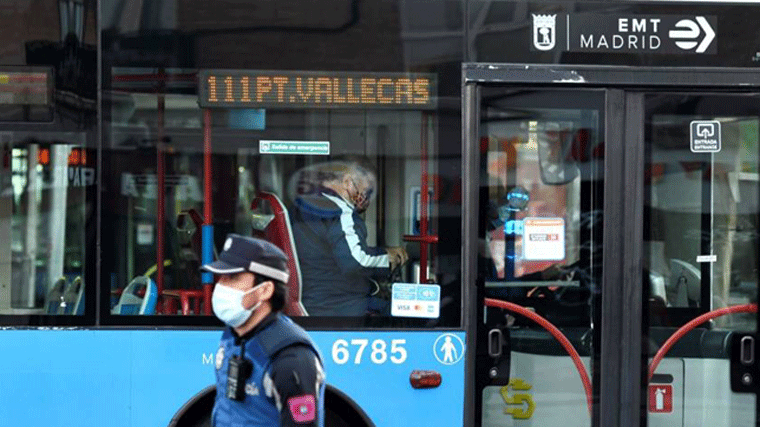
[
  {"left": 484, "top": 298, "right": 593, "bottom": 416},
  {"left": 156, "top": 93, "right": 166, "bottom": 309},
  {"left": 486, "top": 299, "right": 759, "bottom": 417},
  {"left": 648, "top": 303, "right": 757, "bottom": 381}
]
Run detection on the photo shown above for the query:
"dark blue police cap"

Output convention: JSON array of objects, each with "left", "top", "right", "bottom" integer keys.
[{"left": 201, "top": 234, "right": 289, "bottom": 283}]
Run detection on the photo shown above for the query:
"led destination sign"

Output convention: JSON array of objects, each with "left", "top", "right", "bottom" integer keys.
[
  {"left": 0, "top": 67, "right": 52, "bottom": 106},
  {"left": 198, "top": 70, "right": 436, "bottom": 109}
]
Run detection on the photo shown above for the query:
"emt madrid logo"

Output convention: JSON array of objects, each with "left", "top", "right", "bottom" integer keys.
[
  {"left": 532, "top": 14, "right": 557, "bottom": 51},
  {"left": 531, "top": 14, "right": 717, "bottom": 55},
  {"left": 668, "top": 17, "right": 715, "bottom": 53}
]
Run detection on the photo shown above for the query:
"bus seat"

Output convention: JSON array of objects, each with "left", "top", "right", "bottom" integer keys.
[
  {"left": 111, "top": 276, "right": 158, "bottom": 315},
  {"left": 44, "top": 277, "right": 68, "bottom": 314},
  {"left": 62, "top": 276, "right": 84, "bottom": 315},
  {"left": 251, "top": 192, "right": 308, "bottom": 316}
]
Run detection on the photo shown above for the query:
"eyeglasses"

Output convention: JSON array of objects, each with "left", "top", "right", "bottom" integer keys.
[
  {"left": 348, "top": 177, "right": 374, "bottom": 212},
  {"left": 348, "top": 177, "right": 362, "bottom": 194}
]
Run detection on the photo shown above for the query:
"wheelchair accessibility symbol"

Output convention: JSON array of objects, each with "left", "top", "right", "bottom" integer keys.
[{"left": 433, "top": 333, "right": 465, "bottom": 365}]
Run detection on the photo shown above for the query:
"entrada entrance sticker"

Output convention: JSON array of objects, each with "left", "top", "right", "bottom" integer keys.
[
  {"left": 690, "top": 120, "right": 721, "bottom": 153},
  {"left": 531, "top": 14, "right": 716, "bottom": 54}
]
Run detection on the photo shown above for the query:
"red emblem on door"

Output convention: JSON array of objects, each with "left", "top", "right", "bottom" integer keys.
[{"left": 649, "top": 384, "right": 672, "bottom": 413}]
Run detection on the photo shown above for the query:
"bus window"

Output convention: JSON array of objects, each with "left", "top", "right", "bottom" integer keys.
[
  {"left": 479, "top": 90, "right": 603, "bottom": 320},
  {"left": 645, "top": 94, "right": 759, "bottom": 330},
  {"left": 483, "top": 121, "right": 582, "bottom": 283},
  {"left": 1, "top": 137, "right": 88, "bottom": 315},
  {"left": 104, "top": 69, "right": 459, "bottom": 326},
  {"left": 105, "top": 82, "right": 206, "bottom": 317}
]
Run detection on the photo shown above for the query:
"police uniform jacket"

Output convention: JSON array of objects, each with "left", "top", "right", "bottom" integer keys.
[{"left": 212, "top": 312, "right": 325, "bottom": 426}]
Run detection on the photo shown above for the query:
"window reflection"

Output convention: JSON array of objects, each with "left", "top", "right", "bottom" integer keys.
[
  {"left": 646, "top": 104, "right": 759, "bottom": 330},
  {"left": 480, "top": 109, "right": 594, "bottom": 288},
  {"left": 105, "top": 71, "right": 455, "bottom": 324},
  {"left": 2, "top": 136, "right": 87, "bottom": 315},
  {"left": 107, "top": 82, "right": 206, "bottom": 316}
]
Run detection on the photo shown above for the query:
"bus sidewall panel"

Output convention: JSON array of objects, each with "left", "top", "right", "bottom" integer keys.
[{"left": 0, "top": 330, "right": 465, "bottom": 426}]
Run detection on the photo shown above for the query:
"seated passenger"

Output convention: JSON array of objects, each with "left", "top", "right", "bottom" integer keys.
[{"left": 289, "top": 158, "right": 408, "bottom": 316}]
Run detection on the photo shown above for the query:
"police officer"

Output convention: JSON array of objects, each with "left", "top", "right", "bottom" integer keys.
[{"left": 202, "top": 234, "right": 325, "bottom": 426}]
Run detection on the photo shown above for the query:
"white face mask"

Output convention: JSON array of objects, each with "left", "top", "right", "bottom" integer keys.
[{"left": 212, "top": 283, "right": 264, "bottom": 327}]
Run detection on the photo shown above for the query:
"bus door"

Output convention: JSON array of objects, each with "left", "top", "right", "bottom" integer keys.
[{"left": 463, "top": 64, "right": 760, "bottom": 427}]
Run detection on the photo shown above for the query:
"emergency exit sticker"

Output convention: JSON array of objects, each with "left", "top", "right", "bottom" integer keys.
[
  {"left": 391, "top": 283, "right": 440, "bottom": 318},
  {"left": 523, "top": 218, "right": 565, "bottom": 261},
  {"left": 649, "top": 384, "right": 673, "bottom": 413},
  {"left": 259, "top": 140, "right": 330, "bottom": 155}
]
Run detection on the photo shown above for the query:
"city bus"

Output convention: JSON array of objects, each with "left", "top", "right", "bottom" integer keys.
[{"left": 2, "top": 0, "right": 760, "bottom": 426}]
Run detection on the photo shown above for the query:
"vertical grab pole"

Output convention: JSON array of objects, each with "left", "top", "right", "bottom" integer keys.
[
  {"left": 419, "top": 112, "right": 429, "bottom": 283},
  {"left": 156, "top": 88, "right": 166, "bottom": 312},
  {"left": 404, "top": 113, "right": 438, "bottom": 283},
  {"left": 202, "top": 109, "right": 214, "bottom": 314}
]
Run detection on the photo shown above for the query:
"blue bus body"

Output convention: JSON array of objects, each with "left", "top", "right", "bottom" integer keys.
[{"left": 0, "top": 330, "right": 465, "bottom": 426}]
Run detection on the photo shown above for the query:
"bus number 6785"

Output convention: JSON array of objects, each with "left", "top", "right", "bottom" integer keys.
[{"left": 331, "top": 339, "right": 408, "bottom": 365}]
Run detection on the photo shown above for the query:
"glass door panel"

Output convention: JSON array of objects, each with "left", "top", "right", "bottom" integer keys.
[
  {"left": 644, "top": 94, "right": 760, "bottom": 426},
  {"left": 475, "top": 88, "right": 604, "bottom": 426}
]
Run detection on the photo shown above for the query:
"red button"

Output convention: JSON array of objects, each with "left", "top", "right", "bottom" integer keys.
[{"left": 409, "top": 370, "right": 442, "bottom": 389}]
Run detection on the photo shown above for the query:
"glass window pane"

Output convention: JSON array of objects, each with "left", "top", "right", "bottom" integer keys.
[
  {"left": 2, "top": 136, "right": 88, "bottom": 315},
  {"left": 478, "top": 91, "right": 603, "bottom": 304},
  {"left": 104, "top": 69, "right": 458, "bottom": 327},
  {"left": 476, "top": 88, "right": 604, "bottom": 426},
  {"left": 644, "top": 94, "right": 760, "bottom": 426},
  {"left": 645, "top": 95, "right": 759, "bottom": 329},
  {"left": 106, "top": 81, "right": 204, "bottom": 317}
]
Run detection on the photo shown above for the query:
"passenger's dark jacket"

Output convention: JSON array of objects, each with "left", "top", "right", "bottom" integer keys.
[{"left": 289, "top": 188, "right": 390, "bottom": 316}]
